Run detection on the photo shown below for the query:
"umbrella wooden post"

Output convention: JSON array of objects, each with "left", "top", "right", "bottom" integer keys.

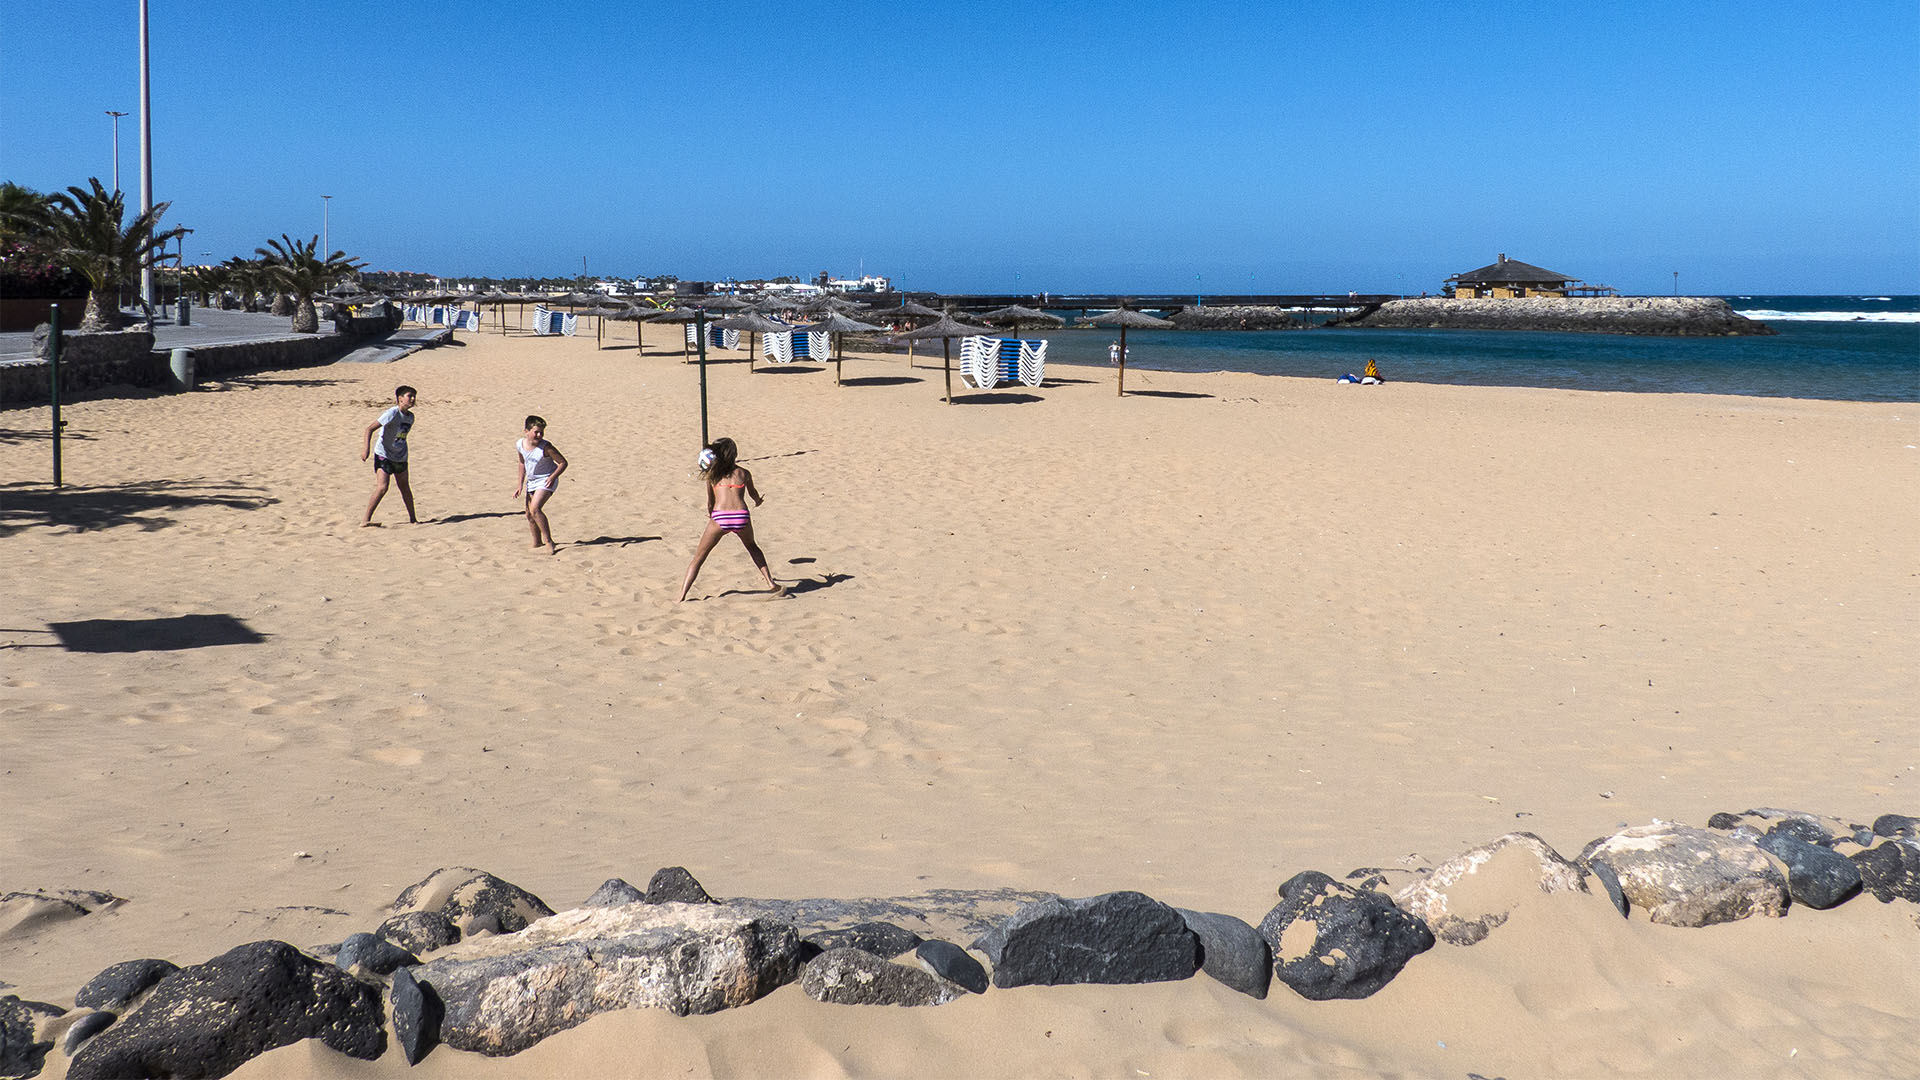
[
  {"left": 943, "top": 338, "right": 952, "bottom": 403},
  {"left": 835, "top": 336, "right": 843, "bottom": 385},
  {"left": 696, "top": 310, "right": 710, "bottom": 447},
  {"left": 1118, "top": 322, "right": 1127, "bottom": 396},
  {"left": 748, "top": 332, "right": 755, "bottom": 372}
]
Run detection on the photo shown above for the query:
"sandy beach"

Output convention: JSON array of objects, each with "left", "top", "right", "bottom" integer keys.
[{"left": 3, "top": 319, "right": 1916, "bottom": 1078}]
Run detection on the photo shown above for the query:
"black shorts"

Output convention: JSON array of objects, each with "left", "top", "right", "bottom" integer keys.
[{"left": 374, "top": 455, "right": 408, "bottom": 475}]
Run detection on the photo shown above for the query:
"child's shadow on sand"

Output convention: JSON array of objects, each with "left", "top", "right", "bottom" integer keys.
[
  {"left": 717, "top": 573, "right": 850, "bottom": 598},
  {"left": 573, "top": 534, "right": 661, "bottom": 547}
]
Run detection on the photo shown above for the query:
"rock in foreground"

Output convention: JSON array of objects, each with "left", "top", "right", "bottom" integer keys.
[
  {"left": 1258, "top": 871, "right": 1434, "bottom": 1000},
  {"left": 973, "top": 891, "right": 1200, "bottom": 989},
  {"left": 1582, "top": 824, "right": 1788, "bottom": 927},
  {"left": 65, "top": 940, "right": 385, "bottom": 1080},
  {"left": 413, "top": 903, "right": 800, "bottom": 1056}
]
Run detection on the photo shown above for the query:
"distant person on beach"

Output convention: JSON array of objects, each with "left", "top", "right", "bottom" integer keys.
[
  {"left": 513, "top": 414, "right": 568, "bottom": 554},
  {"left": 1108, "top": 341, "right": 1129, "bottom": 364},
  {"left": 676, "top": 437, "right": 785, "bottom": 602},
  {"left": 360, "top": 385, "right": 417, "bottom": 526}
]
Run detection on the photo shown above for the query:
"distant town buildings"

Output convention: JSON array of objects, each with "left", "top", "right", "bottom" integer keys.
[{"left": 1444, "top": 254, "right": 1615, "bottom": 298}]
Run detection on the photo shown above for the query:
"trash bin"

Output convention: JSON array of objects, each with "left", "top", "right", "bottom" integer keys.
[
  {"left": 179, "top": 294, "right": 191, "bottom": 327},
  {"left": 169, "top": 347, "right": 195, "bottom": 391}
]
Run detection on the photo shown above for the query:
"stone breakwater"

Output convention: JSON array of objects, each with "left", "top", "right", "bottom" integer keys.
[
  {"left": 2, "top": 809, "right": 1914, "bottom": 1076},
  {"left": 1166, "top": 305, "right": 1305, "bottom": 330},
  {"left": 1331, "top": 296, "right": 1776, "bottom": 336}
]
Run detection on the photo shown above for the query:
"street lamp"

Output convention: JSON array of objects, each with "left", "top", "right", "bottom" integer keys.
[
  {"left": 137, "top": 0, "right": 155, "bottom": 308},
  {"left": 322, "top": 195, "right": 332, "bottom": 253},
  {"left": 1672, "top": 271, "right": 1679, "bottom": 296},
  {"left": 105, "top": 110, "right": 128, "bottom": 192}
]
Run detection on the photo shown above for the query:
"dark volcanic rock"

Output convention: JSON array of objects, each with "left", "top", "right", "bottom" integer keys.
[
  {"left": 413, "top": 904, "right": 799, "bottom": 1056},
  {"left": 388, "top": 867, "right": 554, "bottom": 936},
  {"left": 60, "top": 1010, "right": 116, "bottom": 1056},
  {"left": 1708, "top": 807, "right": 1856, "bottom": 846},
  {"left": 913, "top": 940, "right": 988, "bottom": 994},
  {"left": 65, "top": 940, "right": 385, "bottom": 1080},
  {"left": 1257, "top": 871, "right": 1435, "bottom": 1001},
  {"left": 75, "top": 958, "right": 180, "bottom": 1010},
  {"left": 377, "top": 910, "right": 460, "bottom": 955},
  {"left": 1851, "top": 838, "right": 1920, "bottom": 904},
  {"left": 1175, "top": 908, "right": 1271, "bottom": 999},
  {"left": 972, "top": 891, "right": 1200, "bottom": 989},
  {"left": 336, "top": 932, "right": 420, "bottom": 977},
  {"left": 801, "top": 947, "right": 960, "bottom": 1006},
  {"left": 645, "top": 866, "right": 716, "bottom": 905},
  {"left": 1, "top": 996, "right": 63, "bottom": 1080},
  {"left": 584, "top": 878, "right": 645, "bottom": 907},
  {"left": 1757, "top": 834, "right": 1862, "bottom": 909},
  {"left": 1589, "top": 860, "right": 1630, "bottom": 917},
  {"left": 389, "top": 966, "right": 442, "bottom": 1066},
  {"left": 804, "top": 921, "right": 922, "bottom": 959},
  {"left": 1166, "top": 305, "right": 1304, "bottom": 330},
  {"left": 1873, "top": 814, "right": 1920, "bottom": 840},
  {"left": 1581, "top": 823, "right": 1788, "bottom": 927}
]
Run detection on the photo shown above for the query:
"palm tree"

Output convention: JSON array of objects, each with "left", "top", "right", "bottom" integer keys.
[
  {"left": 0, "top": 181, "right": 55, "bottom": 247},
  {"left": 222, "top": 256, "right": 266, "bottom": 311},
  {"left": 194, "top": 263, "right": 231, "bottom": 308},
  {"left": 256, "top": 234, "right": 365, "bottom": 333},
  {"left": 39, "top": 178, "right": 184, "bottom": 330}
]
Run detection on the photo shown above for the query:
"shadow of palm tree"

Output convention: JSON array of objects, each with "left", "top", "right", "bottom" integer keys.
[{"left": 0, "top": 479, "right": 276, "bottom": 537}]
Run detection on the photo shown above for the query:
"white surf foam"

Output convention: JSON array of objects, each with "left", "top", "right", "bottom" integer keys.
[{"left": 1736, "top": 309, "right": 1920, "bottom": 323}]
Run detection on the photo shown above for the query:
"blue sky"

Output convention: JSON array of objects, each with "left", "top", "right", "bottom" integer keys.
[{"left": 3, "top": 1, "right": 1915, "bottom": 294}]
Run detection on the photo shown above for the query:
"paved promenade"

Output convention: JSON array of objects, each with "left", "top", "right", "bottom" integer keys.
[{"left": 0, "top": 307, "right": 308, "bottom": 363}]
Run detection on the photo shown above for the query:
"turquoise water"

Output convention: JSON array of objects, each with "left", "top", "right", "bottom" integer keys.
[{"left": 1035, "top": 296, "right": 1919, "bottom": 402}]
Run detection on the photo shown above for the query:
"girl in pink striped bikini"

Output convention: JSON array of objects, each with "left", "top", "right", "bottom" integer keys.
[{"left": 676, "top": 437, "right": 786, "bottom": 602}]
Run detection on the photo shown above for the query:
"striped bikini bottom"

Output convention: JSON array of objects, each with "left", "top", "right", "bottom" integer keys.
[{"left": 710, "top": 509, "right": 750, "bottom": 533}]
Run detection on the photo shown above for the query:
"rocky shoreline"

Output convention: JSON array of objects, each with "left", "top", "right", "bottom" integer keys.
[
  {"left": 1165, "top": 305, "right": 1306, "bottom": 330},
  {"left": 1327, "top": 296, "right": 1776, "bottom": 335},
  {"left": 2, "top": 808, "right": 1913, "bottom": 1076}
]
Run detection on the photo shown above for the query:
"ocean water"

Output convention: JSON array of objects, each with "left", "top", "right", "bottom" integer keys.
[{"left": 1034, "top": 295, "right": 1919, "bottom": 402}]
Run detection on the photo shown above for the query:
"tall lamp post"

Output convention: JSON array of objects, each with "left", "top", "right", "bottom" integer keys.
[
  {"left": 137, "top": 0, "right": 155, "bottom": 309},
  {"left": 1672, "top": 271, "right": 1679, "bottom": 296},
  {"left": 105, "top": 110, "right": 128, "bottom": 191},
  {"left": 322, "top": 195, "right": 332, "bottom": 253}
]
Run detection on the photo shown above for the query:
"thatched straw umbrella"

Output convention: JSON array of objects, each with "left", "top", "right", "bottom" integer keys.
[
  {"left": 472, "top": 290, "right": 517, "bottom": 334},
  {"left": 1079, "top": 304, "right": 1173, "bottom": 396},
  {"left": 604, "top": 304, "right": 653, "bottom": 354},
  {"left": 797, "top": 312, "right": 884, "bottom": 385},
  {"left": 647, "top": 306, "right": 706, "bottom": 360},
  {"left": 584, "top": 301, "right": 631, "bottom": 348},
  {"left": 712, "top": 313, "right": 789, "bottom": 372},
  {"left": 896, "top": 313, "right": 995, "bottom": 402},
  {"left": 876, "top": 299, "right": 943, "bottom": 367},
  {"left": 980, "top": 304, "right": 1066, "bottom": 333},
  {"left": 697, "top": 295, "right": 753, "bottom": 313}
]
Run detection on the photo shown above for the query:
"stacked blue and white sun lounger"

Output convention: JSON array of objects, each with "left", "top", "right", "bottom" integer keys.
[
  {"left": 684, "top": 324, "right": 740, "bottom": 350},
  {"left": 960, "top": 336, "right": 1047, "bottom": 388},
  {"left": 448, "top": 309, "right": 480, "bottom": 331},
  {"left": 533, "top": 306, "right": 578, "bottom": 336},
  {"left": 761, "top": 330, "right": 830, "bottom": 364}
]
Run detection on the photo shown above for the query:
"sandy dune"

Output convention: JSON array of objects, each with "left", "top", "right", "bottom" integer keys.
[{"left": 3, "top": 319, "right": 1915, "bottom": 1077}]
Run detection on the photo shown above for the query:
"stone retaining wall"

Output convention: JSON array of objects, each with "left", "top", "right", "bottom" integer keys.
[
  {"left": 0, "top": 330, "right": 362, "bottom": 406},
  {"left": 1331, "top": 296, "right": 1774, "bottom": 336}
]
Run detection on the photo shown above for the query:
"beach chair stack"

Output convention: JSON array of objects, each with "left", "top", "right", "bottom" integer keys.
[
  {"left": 960, "top": 336, "right": 1047, "bottom": 388},
  {"left": 684, "top": 324, "right": 740, "bottom": 350},
  {"left": 532, "top": 305, "right": 578, "bottom": 336},
  {"left": 760, "top": 330, "right": 829, "bottom": 364}
]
